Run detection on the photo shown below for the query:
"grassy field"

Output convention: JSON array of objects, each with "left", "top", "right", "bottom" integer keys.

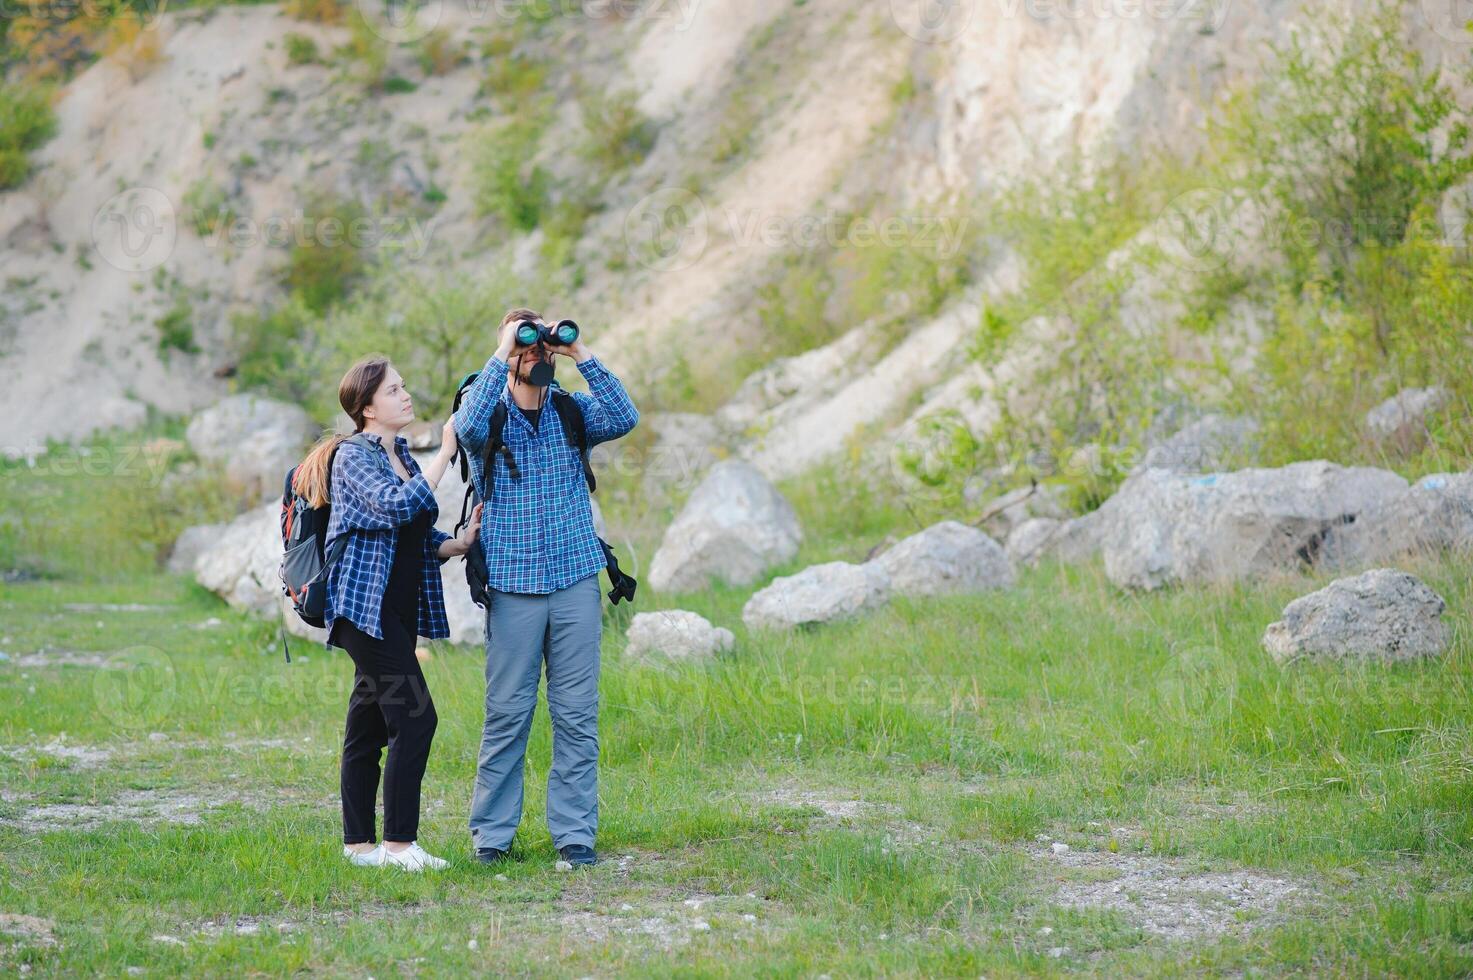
[{"left": 2, "top": 428, "right": 1472, "bottom": 976}]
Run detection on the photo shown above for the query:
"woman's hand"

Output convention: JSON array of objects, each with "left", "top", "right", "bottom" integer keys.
[
  {"left": 441, "top": 503, "right": 483, "bottom": 558},
  {"left": 459, "top": 503, "right": 483, "bottom": 549},
  {"left": 440, "top": 418, "right": 459, "bottom": 460}
]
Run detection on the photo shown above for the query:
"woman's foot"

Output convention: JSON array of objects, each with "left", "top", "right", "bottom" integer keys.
[
  {"left": 343, "top": 843, "right": 385, "bottom": 867},
  {"left": 382, "top": 841, "right": 448, "bottom": 871}
]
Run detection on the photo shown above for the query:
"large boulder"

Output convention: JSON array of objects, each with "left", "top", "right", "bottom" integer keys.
[
  {"left": 192, "top": 504, "right": 282, "bottom": 617},
  {"left": 1098, "top": 462, "right": 1409, "bottom": 590},
  {"left": 870, "top": 520, "right": 1014, "bottom": 596},
  {"left": 648, "top": 460, "right": 802, "bottom": 593},
  {"left": 1262, "top": 569, "right": 1451, "bottom": 664},
  {"left": 623, "top": 610, "right": 734, "bottom": 663},
  {"left": 166, "top": 522, "right": 224, "bottom": 575},
  {"left": 741, "top": 561, "right": 891, "bottom": 631},
  {"left": 1323, "top": 472, "right": 1473, "bottom": 569},
  {"left": 1364, "top": 387, "right": 1449, "bottom": 447},
  {"left": 186, "top": 395, "right": 318, "bottom": 501},
  {"left": 1132, "top": 414, "right": 1258, "bottom": 475}
]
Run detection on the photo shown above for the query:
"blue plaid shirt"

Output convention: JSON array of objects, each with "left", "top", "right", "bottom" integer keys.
[
  {"left": 454, "top": 352, "right": 639, "bottom": 595},
  {"left": 322, "top": 432, "right": 453, "bottom": 646}
]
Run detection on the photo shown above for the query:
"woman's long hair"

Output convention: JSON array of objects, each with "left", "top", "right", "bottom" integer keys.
[{"left": 294, "top": 356, "right": 391, "bottom": 508}]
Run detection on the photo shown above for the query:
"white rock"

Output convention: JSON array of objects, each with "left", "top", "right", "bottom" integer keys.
[
  {"left": 648, "top": 460, "right": 802, "bottom": 593},
  {"left": 193, "top": 504, "right": 284, "bottom": 617},
  {"left": 741, "top": 561, "right": 891, "bottom": 631},
  {"left": 186, "top": 394, "right": 318, "bottom": 501},
  {"left": 1364, "top": 387, "right": 1450, "bottom": 444},
  {"left": 1263, "top": 568, "right": 1451, "bottom": 664},
  {"left": 869, "top": 521, "right": 1014, "bottom": 596},
  {"left": 1051, "top": 842, "right": 1070, "bottom": 854},
  {"left": 1323, "top": 472, "right": 1473, "bottom": 569},
  {"left": 624, "top": 610, "right": 734, "bottom": 663},
  {"left": 1097, "top": 462, "right": 1409, "bottom": 590},
  {"left": 1132, "top": 414, "right": 1258, "bottom": 475},
  {"left": 1006, "top": 518, "right": 1063, "bottom": 566},
  {"left": 166, "top": 523, "right": 225, "bottom": 576}
]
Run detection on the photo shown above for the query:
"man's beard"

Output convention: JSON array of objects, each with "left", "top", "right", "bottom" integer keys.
[{"left": 515, "top": 352, "right": 555, "bottom": 387}]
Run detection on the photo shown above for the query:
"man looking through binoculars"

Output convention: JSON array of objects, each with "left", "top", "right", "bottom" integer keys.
[{"left": 453, "top": 308, "right": 640, "bottom": 869}]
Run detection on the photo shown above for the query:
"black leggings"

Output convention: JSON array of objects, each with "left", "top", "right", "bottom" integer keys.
[{"left": 332, "top": 609, "right": 438, "bottom": 844}]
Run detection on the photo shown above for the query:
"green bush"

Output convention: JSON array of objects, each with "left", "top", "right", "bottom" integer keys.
[
  {"left": 335, "top": 8, "right": 389, "bottom": 92},
  {"left": 478, "top": 34, "right": 547, "bottom": 107},
  {"left": 0, "top": 84, "right": 57, "bottom": 190},
  {"left": 578, "top": 87, "right": 657, "bottom": 177},
  {"left": 155, "top": 299, "right": 198, "bottom": 359},
  {"left": 281, "top": 195, "right": 369, "bottom": 314},
  {"left": 228, "top": 292, "right": 324, "bottom": 407},
  {"left": 182, "top": 179, "right": 235, "bottom": 238},
  {"left": 415, "top": 27, "right": 462, "bottom": 75},
  {"left": 283, "top": 32, "right": 319, "bottom": 65},
  {"left": 470, "top": 113, "right": 550, "bottom": 231}
]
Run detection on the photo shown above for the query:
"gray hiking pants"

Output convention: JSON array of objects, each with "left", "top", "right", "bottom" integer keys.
[{"left": 467, "top": 572, "right": 602, "bottom": 851}]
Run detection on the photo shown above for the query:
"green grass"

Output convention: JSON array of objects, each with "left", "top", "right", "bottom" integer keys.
[{"left": 2, "top": 427, "right": 1472, "bottom": 975}]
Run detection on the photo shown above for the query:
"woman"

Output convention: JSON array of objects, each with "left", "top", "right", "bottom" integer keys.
[{"left": 293, "top": 355, "right": 483, "bottom": 871}]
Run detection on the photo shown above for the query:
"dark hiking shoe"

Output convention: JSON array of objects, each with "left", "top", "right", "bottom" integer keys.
[
  {"left": 474, "top": 846, "right": 510, "bottom": 864},
  {"left": 557, "top": 844, "right": 597, "bottom": 867}
]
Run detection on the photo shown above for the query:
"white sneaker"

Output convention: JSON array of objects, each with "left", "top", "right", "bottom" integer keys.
[
  {"left": 343, "top": 844, "right": 385, "bottom": 867},
  {"left": 382, "top": 842, "right": 448, "bottom": 871}
]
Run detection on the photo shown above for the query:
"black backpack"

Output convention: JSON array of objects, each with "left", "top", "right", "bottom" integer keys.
[
  {"left": 450, "top": 373, "right": 637, "bottom": 609},
  {"left": 277, "top": 433, "right": 375, "bottom": 662}
]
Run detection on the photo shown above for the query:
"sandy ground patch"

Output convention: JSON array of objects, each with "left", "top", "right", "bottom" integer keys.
[{"left": 1032, "top": 842, "right": 1310, "bottom": 941}]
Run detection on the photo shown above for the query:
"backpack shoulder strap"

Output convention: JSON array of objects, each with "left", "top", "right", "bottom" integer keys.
[
  {"left": 482, "top": 399, "right": 515, "bottom": 490},
  {"left": 550, "top": 388, "right": 595, "bottom": 493}
]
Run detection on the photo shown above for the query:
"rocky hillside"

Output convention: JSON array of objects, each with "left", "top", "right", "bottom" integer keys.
[{"left": 2, "top": 0, "right": 1468, "bottom": 481}]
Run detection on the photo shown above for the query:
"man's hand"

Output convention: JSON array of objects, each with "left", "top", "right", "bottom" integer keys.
[
  {"left": 546, "top": 324, "right": 592, "bottom": 364},
  {"left": 494, "top": 319, "right": 523, "bottom": 362}
]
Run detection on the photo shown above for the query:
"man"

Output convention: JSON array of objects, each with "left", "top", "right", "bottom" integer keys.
[{"left": 454, "top": 308, "right": 639, "bottom": 868}]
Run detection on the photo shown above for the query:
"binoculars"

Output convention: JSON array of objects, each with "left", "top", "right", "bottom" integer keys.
[{"left": 515, "top": 318, "right": 579, "bottom": 348}]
